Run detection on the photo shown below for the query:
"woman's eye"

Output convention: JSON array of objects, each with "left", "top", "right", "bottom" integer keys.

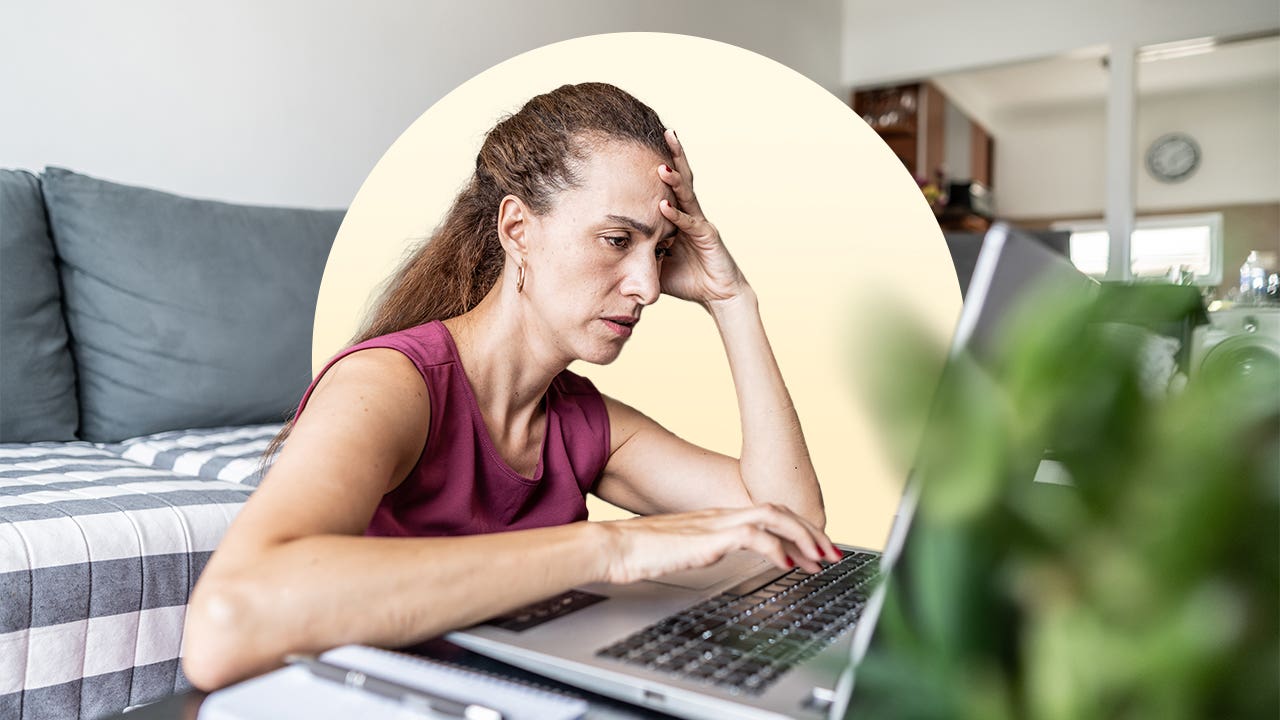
[
  {"left": 605, "top": 236, "right": 630, "bottom": 249},
  {"left": 655, "top": 246, "right": 673, "bottom": 260}
]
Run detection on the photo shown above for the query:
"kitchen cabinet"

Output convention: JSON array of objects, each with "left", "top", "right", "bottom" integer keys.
[{"left": 852, "top": 81, "right": 993, "bottom": 189}]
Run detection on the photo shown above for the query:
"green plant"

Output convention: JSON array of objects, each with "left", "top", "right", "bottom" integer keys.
[{"left": 852, "top": 286, "right": 1279, "bottom": 719}]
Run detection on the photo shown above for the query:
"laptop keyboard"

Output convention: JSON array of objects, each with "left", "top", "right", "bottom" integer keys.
[{"left": 595, "top": 550, "right": 880, "bottom": 695}]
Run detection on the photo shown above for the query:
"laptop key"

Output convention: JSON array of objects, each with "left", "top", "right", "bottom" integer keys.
[
  {"left": 598, "top": 550, "right": 881, "bottom": 689},
  {"left": 685, "top": 619, "right": 724, "bottom": 637},
  {"left": 693, "top": 661, "right": 730, "bottom": 679},
  {"left": 705, "top": 625, "right": 738, "bottom": 643}
]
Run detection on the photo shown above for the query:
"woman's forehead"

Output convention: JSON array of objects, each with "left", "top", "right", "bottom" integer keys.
[{"left": 565, "top": 142, "right": 673, "bottom": 208}]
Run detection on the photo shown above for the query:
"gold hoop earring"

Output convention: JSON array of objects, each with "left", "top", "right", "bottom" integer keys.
[{"left": 516, "top": 261, "right": 526, "bottom": 293}]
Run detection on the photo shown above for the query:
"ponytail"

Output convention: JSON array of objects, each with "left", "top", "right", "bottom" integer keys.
[{"left": 260, "top": 83, "right": 671, "bottom": 471}]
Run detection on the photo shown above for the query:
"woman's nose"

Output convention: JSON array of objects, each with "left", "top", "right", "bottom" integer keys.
[{"left": 621, "top": 253, "right": 661, "bottom": 306}]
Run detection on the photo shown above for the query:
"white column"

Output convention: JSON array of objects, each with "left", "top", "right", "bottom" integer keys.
[{"left": 1105, "top": 43, "right": 1136, "bottom": 282}]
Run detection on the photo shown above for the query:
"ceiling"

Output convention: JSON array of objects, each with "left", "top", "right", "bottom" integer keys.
[{"left": 931, "top": 35, "right": 1279, "bottom": 130}]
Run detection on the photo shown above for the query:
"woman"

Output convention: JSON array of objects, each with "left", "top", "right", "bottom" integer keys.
[{"left": 182, "top": 83, "right": 837, "bottom": 690}]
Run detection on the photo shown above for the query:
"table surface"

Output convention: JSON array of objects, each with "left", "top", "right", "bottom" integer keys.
[{"left": 104, "top": 638, "right": 675, "bottom": 720}]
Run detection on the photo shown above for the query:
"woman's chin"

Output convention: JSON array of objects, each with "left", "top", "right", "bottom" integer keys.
[{"left": 578, "top": 340, "right": 626, "bottom": 366}]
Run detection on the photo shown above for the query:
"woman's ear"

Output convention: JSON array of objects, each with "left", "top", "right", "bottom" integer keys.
[{"left": 496, "top": 195, "right": 531, "bottom": 257}]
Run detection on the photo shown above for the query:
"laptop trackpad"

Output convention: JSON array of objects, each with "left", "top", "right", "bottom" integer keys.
[{"left": 642, "top": 551, "right": 771, "bottom": 591}]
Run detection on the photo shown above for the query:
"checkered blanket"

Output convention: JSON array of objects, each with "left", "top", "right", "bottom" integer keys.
[{"left": 0, "top": 424, "right": 279, "bottom": 720}]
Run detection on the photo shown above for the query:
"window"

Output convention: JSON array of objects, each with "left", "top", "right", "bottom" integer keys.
[{"left": 1053, "top": 213, "right": 1223, "bottom": 285}]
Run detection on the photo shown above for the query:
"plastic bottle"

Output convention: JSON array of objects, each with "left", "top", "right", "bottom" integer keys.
[
  {"left": 1250, "top": 258, "right": 1267, "bottom": 300},
  {"left": 1239, "top": 251, "right": 1261, "bottom": 305}
]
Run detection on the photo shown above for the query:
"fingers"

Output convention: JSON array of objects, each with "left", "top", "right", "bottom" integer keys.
[
  {"left": 660, "top": 129, "right": 704, "bottom": 218},
  {"left": 748, "top": 504, "right": 833, "bottom": 564},
  {"left": 659, "top": 199, "right": 720, "bottom": 250},
  {"left": 712, "top": 503, "right": 837, "bottom": 569},
  {"left": 657, "top": 163, "right": 704, "bottom": 218},
  {"left": 658, "top": 198, "right": 698, "bottom": 233},
  {"left": 779, "top": 538, "right": 825, "bottom": 574},
  {"left": 664, "top": 128, "right": 693, "bottom": 184},
  {"left": 790, "top": 512, "right": 842, "bottom": 564},
  {"left": 730, "top": 525, "right": 821, "bottom": 574},
  {"left": 732, "top": 524, "right": 792, "bottom": 571}
]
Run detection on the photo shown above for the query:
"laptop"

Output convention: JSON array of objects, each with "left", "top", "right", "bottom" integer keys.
[{"left": 446, "top": 223, "right": 1096, "bottom": 719}]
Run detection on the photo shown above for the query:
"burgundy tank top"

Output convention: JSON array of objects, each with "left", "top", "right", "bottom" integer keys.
[{"left": 294, "top": 320, "right": 611, "bottom": 537}]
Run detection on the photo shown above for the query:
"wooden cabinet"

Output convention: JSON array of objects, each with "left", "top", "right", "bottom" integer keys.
[
  {"left": 970, "top": 122, "right": 992, "bottom": 188},
  {"left": 852, "top": 82, "right": 993, "bottom": 189},
  {"left": 851, "top": 83, "right": 921, "bottom": 175}
]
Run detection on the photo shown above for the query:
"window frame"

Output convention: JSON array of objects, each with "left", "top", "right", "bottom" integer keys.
[{"left": 1052, "top": 211, "right": 1224, "bottom": 286}]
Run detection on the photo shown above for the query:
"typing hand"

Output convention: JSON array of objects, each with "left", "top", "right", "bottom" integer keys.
[{"left": 598, "top": 504, "right": 841, "bottom": 584}]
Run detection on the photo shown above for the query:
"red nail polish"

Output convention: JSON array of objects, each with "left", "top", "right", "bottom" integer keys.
[
  {"left": 661, "top": 164, "right": 671, "bottom": 173},
  {"left": 784, "top": 556, "right": 794, "bottom": 568}
]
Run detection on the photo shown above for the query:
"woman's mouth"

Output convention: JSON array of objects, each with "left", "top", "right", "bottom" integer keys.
[{"left": 602, "top": 316, "right": 637, "bottom": 338}]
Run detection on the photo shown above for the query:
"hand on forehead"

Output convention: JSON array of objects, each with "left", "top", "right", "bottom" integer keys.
[{"left": 552, "top": 139, "right": 678, "bottom": 238}]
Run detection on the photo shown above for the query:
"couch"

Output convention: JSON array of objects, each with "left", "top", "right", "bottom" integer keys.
[{"left": 0, "top": 167, "right": 344, "bottom": 719}]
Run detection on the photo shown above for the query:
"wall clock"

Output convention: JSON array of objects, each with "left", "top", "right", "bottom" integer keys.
[{"left": 1145, "top": 132, "right": 1200, "bottom": 183}]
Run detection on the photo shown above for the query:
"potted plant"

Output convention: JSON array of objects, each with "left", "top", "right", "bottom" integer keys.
[{"left": 852, "top": 285, "right": 1278, "bottom": 719}]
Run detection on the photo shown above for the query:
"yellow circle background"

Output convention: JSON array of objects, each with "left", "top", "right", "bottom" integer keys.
[{"left": 313, "top": 32, "right": 960, "bottom": 548}]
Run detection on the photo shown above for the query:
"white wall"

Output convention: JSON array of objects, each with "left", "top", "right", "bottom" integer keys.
[
  {"left": 991, "top": 79, "right": 1280, "bottom": 219},
  {"left": 9, "top": 1, "right": 1271, "bottom": 209},
  {"left": 990, "top": 100, "right": 1109, "bottom": 218},
  {"left": 1135, "top": 82, "right": 1280, "bottom": 212},
  {"left": 0, "top": 0, "right": 841, "bottom": 208},
  {"left": 843, "top": 0, "right": 1280, "bottom": 87}
]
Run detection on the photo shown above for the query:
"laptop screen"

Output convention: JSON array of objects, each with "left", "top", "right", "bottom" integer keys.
[{"left": 832, "top": 223, "right": 1095, "bottom": 718}]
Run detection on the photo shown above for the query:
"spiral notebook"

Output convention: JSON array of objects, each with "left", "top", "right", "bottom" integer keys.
[{"left": 198, "top": 645, "right": 587, "bottom": 720}]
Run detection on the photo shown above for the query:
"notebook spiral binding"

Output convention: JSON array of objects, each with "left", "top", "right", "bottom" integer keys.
[{"left": 365, "top": 646, "right": 584, "bottom": 702}]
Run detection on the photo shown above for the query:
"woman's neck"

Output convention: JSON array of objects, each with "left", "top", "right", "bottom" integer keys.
[{"left": 441, "top": 285, "right": 567, "bottom": 437}]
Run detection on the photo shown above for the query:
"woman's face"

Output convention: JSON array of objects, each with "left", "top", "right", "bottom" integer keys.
[{"left": 522, "top": 138, "right": 677, "bottom": 365}]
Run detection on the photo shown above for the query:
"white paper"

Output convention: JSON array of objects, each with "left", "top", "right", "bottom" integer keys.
[{"left": 200, "top": 645, "right": 587, "bottom": 720}]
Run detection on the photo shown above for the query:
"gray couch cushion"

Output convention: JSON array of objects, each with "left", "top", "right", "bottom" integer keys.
[
  {"left": 0, "top": 169, "right": 79, "bottom": 441},
  {"left": 42, "top": 167, "right": 343, "bottom": 442}
]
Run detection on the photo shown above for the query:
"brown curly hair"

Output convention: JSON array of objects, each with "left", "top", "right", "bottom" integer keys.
[{"left": 262, "top": 83, "right": 672, "bottom": 467}]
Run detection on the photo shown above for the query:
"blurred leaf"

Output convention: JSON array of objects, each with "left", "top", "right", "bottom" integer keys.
[{"left": 851, "top": 284, "right": 1279, "bottom": 720}]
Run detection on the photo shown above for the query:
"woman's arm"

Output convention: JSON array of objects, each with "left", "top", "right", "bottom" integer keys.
[
  {"left": 183, "top": 348, "right": 833, "bottom": 690},
  {"left": 706, "top": 285, "right": 824, "bottom": 526},
  {"left": 182, "top": 350, "right": 610, "bottom": 689},
  {"left": 593, "top": 129, "right": 825, "bottom": 529},
  {"left": 594, "top": 287, "right": 824, "bottom": 530}
]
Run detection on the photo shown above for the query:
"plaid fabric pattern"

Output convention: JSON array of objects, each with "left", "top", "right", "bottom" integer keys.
[
  {"left": 108, "top": 425, "right": 279, "bottom": 486},
  {"left": 0, "top": 424, "right": 279, "bottom": 719}
]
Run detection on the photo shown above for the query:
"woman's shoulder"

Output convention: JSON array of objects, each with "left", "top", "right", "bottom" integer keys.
[
  {"left": 347, "top": 321, "right": 457, "bottom": 370},
  {"left": 318, "top": 347, "right": 423, "bottom": 391},
  {"left": 298, "top": 323, "right": 451, "bottom": 416},
  {"left": 297, "top": 345, "right": 429, "bottom": 429}
]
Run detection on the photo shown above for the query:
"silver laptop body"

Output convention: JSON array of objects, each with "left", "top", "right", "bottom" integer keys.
[{"left": 447, "top": 223, "right": 1093, "bottom": 719}]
